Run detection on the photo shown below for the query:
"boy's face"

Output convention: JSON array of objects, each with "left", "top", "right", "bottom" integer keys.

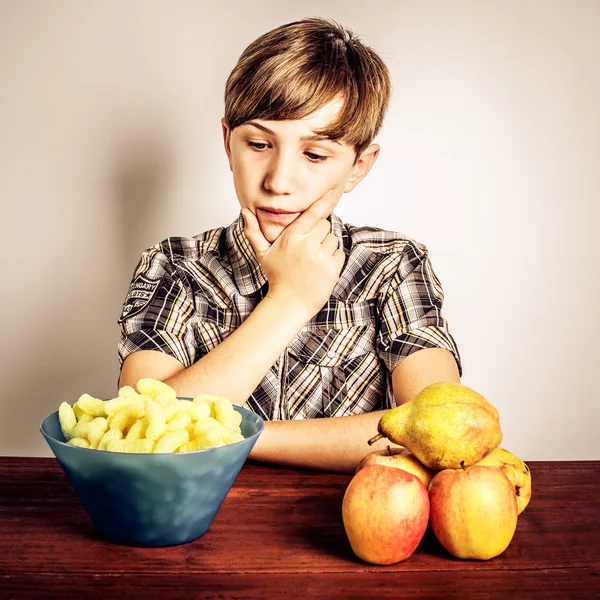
[{"left": 222, "top": 99, "right": 379, "bottom": 243}]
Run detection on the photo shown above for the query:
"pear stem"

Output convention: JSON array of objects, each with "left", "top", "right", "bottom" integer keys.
[
  {"left": 460, "top": 460, "right": 466, "bottom": 471},
  {"left": 368, "top": 433, "right": 384, "bottom": 446}
]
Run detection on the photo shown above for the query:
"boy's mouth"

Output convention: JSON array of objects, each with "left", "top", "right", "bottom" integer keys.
[
  {"left": 257, "top": 207, "right": 302, "bottom": 224},
  {"left": 259, "top": 206, "right": 299, "bottom": 215}
]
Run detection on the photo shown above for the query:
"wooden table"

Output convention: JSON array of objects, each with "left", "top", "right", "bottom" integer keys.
[{"left": 1, "top": 457, "right": 599, "bottom": 599}]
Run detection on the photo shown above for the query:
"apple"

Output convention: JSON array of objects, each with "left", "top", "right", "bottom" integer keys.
[
  {"left": 474, "top": 447, "right": 532, "bottom": 514},
  {"left": 429, "top": 465, "right": 518, "bottom": 560},
  {"left": 342, "top": 464, "right": 430, "bottom": 565},
  {"left": 357, "top": 446, "right": 435, "bottom": 488}
]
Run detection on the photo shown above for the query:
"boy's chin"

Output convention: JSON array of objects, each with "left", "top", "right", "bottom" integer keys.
[
  {"left": 257, "top": 220, "right": 291, "bottom": 244},
  {"left": 260, "top": 223, "right": 285, "bottom": 244}
]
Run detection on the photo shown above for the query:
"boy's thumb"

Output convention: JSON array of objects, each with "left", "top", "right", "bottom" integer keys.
[{"left": 241, "top": 209, "right": 270, "bottom": 257}]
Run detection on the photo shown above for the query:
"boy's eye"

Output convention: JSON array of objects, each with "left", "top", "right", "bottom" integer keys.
[
  {"left": 247, "top": 142, "right": 328, "bottom": 163},
  {"left": 248, "top": 141, "right": 269, "bottom": 151},
  {"left": 305, "top": 152, "right": 328, "bottom": 163}
]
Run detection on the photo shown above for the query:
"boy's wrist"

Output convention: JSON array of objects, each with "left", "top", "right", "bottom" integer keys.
[{"left": 262, "top": 292, "right": 312, "bottom": 329}]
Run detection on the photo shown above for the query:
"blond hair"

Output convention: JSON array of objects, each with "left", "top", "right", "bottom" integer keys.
[{"left": 224, "top": 18, "right": 392, "bottom": 159}]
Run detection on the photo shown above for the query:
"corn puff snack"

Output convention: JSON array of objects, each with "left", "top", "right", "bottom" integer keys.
[{"left": 57, "top": 379, "right": 245, "bottom": 454}]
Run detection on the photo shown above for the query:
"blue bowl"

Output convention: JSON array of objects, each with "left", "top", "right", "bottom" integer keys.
[{"left": 40, "top": 401, "right": 264, "bottom": 547}]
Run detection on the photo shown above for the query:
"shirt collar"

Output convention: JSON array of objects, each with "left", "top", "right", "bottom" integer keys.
[{"left": 225, "top": 211, "right": 346, "bottom": 297}]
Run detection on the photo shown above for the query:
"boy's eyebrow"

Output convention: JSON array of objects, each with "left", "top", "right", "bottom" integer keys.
[{"left": 244, "top": 121, "right": 342, "bottom": 145}]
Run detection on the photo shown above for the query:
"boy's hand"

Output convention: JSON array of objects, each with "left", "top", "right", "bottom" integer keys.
[{"left": 242, "top": 190, "right": 345, "bottom": 320}]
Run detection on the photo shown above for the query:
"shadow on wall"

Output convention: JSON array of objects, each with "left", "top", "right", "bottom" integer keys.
[
  {"left": 0, "top": 127, "right": 177, "bottom": 456},
  {"left": 112, "top": 127, "right": 176, "bottom": 285}
]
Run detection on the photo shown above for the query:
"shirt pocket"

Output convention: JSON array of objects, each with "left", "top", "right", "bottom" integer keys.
[
  {"left": 288, "top": 298, "right": 377, "bottom": 367},
  {"left": 194, "top": 320, "right": 233, "bottom": 356},
  {"left": 287, "top": 323, "right": 376, "bottom": 368},
  {"left": 287, "top": 324, "right": 384, "bottom": 418}
]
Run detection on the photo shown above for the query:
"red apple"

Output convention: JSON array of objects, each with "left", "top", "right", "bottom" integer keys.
[
  {"left": 342, "top": 464, "right": 430, "bottom": 564},
  {"left": 357, "top": 446, "right": 435, "bottom": 488},
  {"left": 429, "top": 465, "right": 518, "bottom": 560}
]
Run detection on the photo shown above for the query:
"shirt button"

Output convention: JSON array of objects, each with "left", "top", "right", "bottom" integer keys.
[{"left": 327, "top": 350, "right": 337, "bottom": 358}]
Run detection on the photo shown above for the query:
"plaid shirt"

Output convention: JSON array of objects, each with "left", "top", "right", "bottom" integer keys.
[{"left": 118, "top": 213, "right": 461, "bottom": 421}]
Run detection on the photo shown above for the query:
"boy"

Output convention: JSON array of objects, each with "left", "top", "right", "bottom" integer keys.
[{"left": 117, "top": 18, "right": 462, "bottom": 473}]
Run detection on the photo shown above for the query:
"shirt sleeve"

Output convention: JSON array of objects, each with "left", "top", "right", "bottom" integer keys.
[
  {"left": 117, "top": 245, "right": 197, "bottom": 369},
  {"left": 376, "top": 243, "right": 462, "bottom": 376}
]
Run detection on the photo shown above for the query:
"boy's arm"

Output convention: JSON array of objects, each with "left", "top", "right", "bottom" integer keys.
[{"left": 119, "top": 295, "right": 309, "bottom": 404}]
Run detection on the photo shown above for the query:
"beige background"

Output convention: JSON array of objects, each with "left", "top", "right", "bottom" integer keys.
[{"left": 1, "top": 0, "right": 598, "bottom": 459}]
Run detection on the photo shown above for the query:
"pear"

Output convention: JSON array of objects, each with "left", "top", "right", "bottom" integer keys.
[
  {"left": 368, "top": 382, "right": 502, "bottom": 470},
  {"left": 475, "top": 447, "right": 532, "bottom": 514}
]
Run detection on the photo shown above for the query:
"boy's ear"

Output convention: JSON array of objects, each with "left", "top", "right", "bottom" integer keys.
[
  {"left": 221, "top": 118, "right": 233, "bottom": 172},
  {"left": 344, "top": 144, "right": 380, "bottom": 193}
]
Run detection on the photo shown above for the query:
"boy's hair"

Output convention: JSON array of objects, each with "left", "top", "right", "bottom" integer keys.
[{"left": 224, "top": 18, "right": 391, "bottom": 160}]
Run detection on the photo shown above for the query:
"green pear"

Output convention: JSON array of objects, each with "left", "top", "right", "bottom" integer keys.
[{"left": 368, "top": 382, "right": 502, "bottom": 470}]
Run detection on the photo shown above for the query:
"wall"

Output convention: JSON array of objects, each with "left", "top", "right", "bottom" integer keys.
[{"left": 1, "top": 0, "right": 598, "bottom": 458}]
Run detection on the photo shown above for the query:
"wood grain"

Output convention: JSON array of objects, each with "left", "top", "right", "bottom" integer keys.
[
  {"left": 1, "top": 457, "right": 599, "bottom": 598},
  {"left": 3, "top": 570, "right": 600, "bottom": 600}
]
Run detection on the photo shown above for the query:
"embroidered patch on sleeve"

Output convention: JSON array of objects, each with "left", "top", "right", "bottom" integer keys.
[{"left": 119, "top": 274, "right": 161, "bottom": 322}]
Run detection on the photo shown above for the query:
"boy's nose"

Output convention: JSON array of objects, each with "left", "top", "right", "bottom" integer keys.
[{"left": 263, "top": 153, "right": 297, "bottom": 196}]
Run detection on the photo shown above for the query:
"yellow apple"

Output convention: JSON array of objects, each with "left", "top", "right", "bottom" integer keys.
[
  {"left": 429, "top": 465, "right": 518, "bottom": 560},
  {"left": 475, "top": 447, "right": 532, "bottom": 514},
  {"left": 357, "top": 446, "right": 435, "bottom": 488},
  {"left": 342, "top": 464, "right": 430, "bottom": 565}
]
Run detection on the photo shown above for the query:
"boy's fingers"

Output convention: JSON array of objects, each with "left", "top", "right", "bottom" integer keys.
[
  {"left": 241, "top": 209, "right": 271, "bottom": 258},
  {"left": 290, "top": 189, "right": 341, "bottom": 235}
]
